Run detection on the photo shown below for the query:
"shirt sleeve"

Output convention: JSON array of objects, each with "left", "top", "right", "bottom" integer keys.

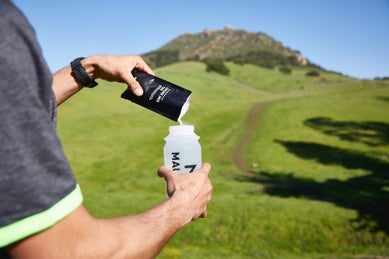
[{"left": 0, "top": 0, "right": 82, "bottom": 247}]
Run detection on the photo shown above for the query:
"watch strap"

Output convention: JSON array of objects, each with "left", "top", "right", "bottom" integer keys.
[{"left": 70, "top": 57, "right": 98, "bottom": 88}]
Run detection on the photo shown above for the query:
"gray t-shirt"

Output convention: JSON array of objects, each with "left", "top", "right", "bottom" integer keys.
[{"left": 0, "top": 0, "right": 82, "bottom": 247}]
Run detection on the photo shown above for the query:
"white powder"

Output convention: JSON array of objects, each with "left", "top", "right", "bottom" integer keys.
[{"left": 178, "top": 97, "right": 190, "bottom": 125}]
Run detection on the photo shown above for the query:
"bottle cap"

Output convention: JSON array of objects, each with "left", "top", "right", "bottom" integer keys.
[{"left": 169, "top": 125, "right": 194, "bottom": 135}]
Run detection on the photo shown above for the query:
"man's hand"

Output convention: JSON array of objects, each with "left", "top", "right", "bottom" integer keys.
[
  {"left": 52, "top": 55, "right": 154, "bottom": 105},
  {"left": 84, "top": 55, "right": 154, "bottom": 96},
  {"left": 158, "top": 163, "right": 213, "bottom": 221}
]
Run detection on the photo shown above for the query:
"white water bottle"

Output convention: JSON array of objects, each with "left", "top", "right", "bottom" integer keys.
[{"left": 163, "top": 125, "right": 202, "bottom": 174}]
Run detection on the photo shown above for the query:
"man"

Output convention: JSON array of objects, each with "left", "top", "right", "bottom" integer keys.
[{"left": 0, "top": 0, "right": 213, "bottom": 258}]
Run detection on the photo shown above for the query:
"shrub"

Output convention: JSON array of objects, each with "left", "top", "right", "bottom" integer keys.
[
  {"left": 228, "top": 50, "right": 301, "bottom": 69},
  {"left": 204, "top": 60, "right": 230, "bottom": 76},
  {"left": 279, "top": 66, "right": 292, "bottom": 74},
  {"left": 306, "top": 70, "right": 320, "bottom": 77}
]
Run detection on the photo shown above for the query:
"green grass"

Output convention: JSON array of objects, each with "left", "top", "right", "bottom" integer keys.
[{"left": 57, "top": 62, "right": 389, "bottom": 258}]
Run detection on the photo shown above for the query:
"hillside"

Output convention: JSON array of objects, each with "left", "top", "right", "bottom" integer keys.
[
  {"left": 142, "top": 27, "right": 322, "bottom": 71},
  {"left": 57, "top": 61, "right": 389, "bottom": 258}
]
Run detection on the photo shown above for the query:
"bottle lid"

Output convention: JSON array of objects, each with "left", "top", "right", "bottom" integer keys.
[{"left": 169, "top": 125, "right": 195, "bottom": 135}]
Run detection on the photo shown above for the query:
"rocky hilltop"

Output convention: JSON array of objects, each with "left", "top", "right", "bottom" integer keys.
[{"left": 143, "top": 26, "right": 314, "bottom": 69}]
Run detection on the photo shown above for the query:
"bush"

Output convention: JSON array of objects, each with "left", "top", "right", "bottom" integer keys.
[
  {"left": 204, "top": 60, "right": 230, "bottom": 76},
  {"left": 228, "top": 50, "right": 301, "bottom": 69},
  {"left": 306, "top": 70, "right": 320, "bottom": 77},
  {"left": 279, "top": 66, "right": 292, "bottom": 74}
]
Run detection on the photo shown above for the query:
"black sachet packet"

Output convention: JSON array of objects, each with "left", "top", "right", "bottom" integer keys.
[{"left": 121, "top": 69, "right": 192, "bottom": 121}]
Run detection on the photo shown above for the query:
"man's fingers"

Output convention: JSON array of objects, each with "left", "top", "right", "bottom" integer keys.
[
  {"left": 125, "top": 74, "right": 143, "bottom": 96},
  {"left": 127, "top": 57, "right": 154, "bottom": 96},
  {"left": 199, "top": 163, "right": 211, "bottom": 175},
  {"left": 157, "top": 166, "right": 172, "bottom": 179},
  {"left": 129, "top": 80, "right": 143, "bottom": 96},
  {"left": 134, "top": 57, "right": 155, "bottom": 76}
]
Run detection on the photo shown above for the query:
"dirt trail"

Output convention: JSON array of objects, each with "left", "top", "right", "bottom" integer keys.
[{"left": 232, "top": 102, "right": 266, "bottom": 173}]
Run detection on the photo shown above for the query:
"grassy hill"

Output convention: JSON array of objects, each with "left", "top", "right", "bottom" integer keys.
[{"left": 57, "top": 62, "right": 389, "bottom": 258}]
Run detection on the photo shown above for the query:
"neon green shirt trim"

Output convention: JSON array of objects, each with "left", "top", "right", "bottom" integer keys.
[{"left": 0, "top": 184, "right": 83, "bottom": 247}]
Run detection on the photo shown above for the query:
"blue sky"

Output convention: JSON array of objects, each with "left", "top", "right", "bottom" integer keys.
[{"left": 14, "top": 0, "right": 389, "bottom": 79}]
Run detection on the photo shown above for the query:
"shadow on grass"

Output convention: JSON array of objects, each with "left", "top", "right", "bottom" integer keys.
[
  {"left": 376, "top": 96, "right": 389, "bottom": 103},
  {"left": 237, "top": 117, "right": 389, "bottom": 234},
  {"left": 304, "top": 117, "right": 389, "bottom": 146},
  {"left": 238, "top": 141, "right": 389, "bottom": 234}
]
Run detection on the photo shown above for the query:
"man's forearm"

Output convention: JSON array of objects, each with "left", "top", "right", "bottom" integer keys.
[
  {"left": 52, "top": 65, "right": 84, "bottom": 106},
  {"left": 101, "top": 194, "right": 192, "bottom": 258},
  {"left": 8, "top": 197, "right": 192, "bottom": 259}
]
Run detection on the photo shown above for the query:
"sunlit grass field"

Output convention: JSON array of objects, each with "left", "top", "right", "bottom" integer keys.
[{"left": 57, "top": 62, "right": 389, "bottom": 258}]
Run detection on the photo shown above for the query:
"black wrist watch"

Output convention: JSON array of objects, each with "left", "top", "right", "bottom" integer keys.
[{"left": 70, "top": 57, "right": 98, "bottom": 88}]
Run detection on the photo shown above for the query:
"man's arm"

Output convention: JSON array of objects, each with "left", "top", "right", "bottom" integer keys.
[
  {"left": 52, "top": 55, "right": 154, "bottom": 106},
  {"left": 7, "top": 164, "right": 212, "bottom": 259}
]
